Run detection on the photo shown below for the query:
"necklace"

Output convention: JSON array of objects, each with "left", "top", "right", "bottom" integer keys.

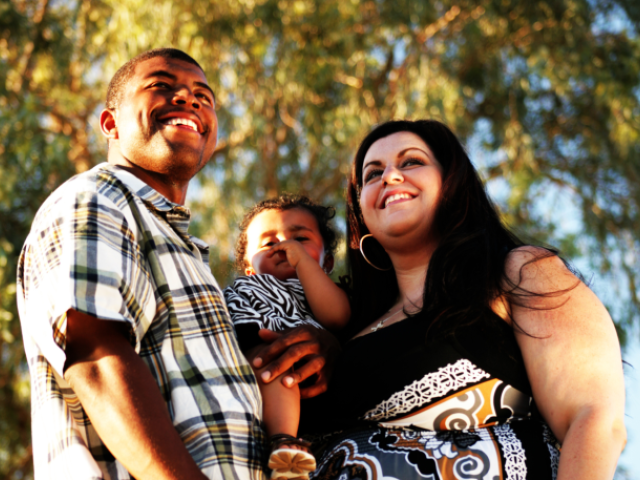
[{"left": 371, "top": 305, "right": 405, "bottom": 332}]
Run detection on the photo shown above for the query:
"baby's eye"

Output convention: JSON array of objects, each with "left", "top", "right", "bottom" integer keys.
[{"left": 295, "top": 236, "right": 308, "bottom": 242}]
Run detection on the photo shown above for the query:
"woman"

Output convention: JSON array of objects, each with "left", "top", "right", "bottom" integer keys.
[{"left": 298, "top": 120, "right": 626, "bottom": 479}]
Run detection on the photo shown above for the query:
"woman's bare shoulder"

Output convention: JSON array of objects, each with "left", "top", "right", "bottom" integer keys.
[{"left": 503, "top": 246, "right": 574, "bottom": 291}]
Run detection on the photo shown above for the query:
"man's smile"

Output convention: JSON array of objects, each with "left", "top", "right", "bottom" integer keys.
[{"left": 157, "top": 112, "right": 204, "bottom": 134}]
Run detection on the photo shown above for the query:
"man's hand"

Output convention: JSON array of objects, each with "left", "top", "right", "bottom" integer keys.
[
  {"left": 251, "top": 326, "right": 340, "bottom": 399},
  {"left": 64, "top": 310, "right": 207, "bottom": 480}
]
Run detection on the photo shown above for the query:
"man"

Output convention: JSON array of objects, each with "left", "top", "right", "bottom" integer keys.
[{"left": 18, "top": 48, "right": 333, "bottom": 480}]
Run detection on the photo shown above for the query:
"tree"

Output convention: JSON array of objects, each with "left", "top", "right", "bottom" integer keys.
[{"left": 1, "top": 0, "right": 638, "bottom": 477}]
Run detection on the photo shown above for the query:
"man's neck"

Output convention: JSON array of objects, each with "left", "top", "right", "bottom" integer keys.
[{"left": 108, "top": 158, "right": 189, "bottom": 205}]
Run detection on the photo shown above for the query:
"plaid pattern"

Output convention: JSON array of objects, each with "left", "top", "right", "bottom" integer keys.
[{"left": 18, "top": 163, "right": 266, "bottom": 480}]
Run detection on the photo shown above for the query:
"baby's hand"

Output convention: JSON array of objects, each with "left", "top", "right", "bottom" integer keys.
[{"left": 267, "top": 240, "right": 314, "bottom": 270}]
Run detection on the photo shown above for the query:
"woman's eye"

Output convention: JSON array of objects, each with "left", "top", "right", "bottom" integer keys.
[
  {"left": 402, "top": 158, "right": 424, "bottom": 167},
  {"left": 151, "top": 82, "right": 170, "bottom": 88},
  {"left": 261, "top": 241, "right": 276, "bottom": 248},
  {"left": 364, "top": 169, "right": 382, "bottom": 183},
  {"left": 295, "top": 237, "right": 308, "bottom": 242}
]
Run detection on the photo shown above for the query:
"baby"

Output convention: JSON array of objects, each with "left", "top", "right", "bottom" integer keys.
[{"left": 224, "top": 194, "right": 350, "bottom": 480}]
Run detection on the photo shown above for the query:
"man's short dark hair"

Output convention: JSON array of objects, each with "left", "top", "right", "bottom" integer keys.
[
  {"left": 106, "top": 48, "right": 204, "bottom": 110},
  {"left": 234, "top": 194, "right": 339, "bottom": 272}
]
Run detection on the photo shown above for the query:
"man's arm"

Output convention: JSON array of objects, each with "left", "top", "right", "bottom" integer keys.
[{"left": 64, "top": 309, "right": 207, "bottom": 480}]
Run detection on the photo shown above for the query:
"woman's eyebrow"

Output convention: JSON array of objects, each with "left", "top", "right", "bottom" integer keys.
[
  {"left": 362, "top": 160, "right": 382, "bottom": 170},
  {"left": 397, "top": 147, "right": 430, "bottom": 157},
  {"left": 363, "top": 147, "right": 431, "bottom": 170}
]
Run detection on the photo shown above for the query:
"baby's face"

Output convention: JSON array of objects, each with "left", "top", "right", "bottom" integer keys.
[{"left": 244, "top": 207, "right": 325, "bottom": 281}]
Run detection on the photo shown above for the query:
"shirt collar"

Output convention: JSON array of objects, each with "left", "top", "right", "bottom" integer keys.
[{"left": 100, "top": 163, "right": 208, "bottom": 249}]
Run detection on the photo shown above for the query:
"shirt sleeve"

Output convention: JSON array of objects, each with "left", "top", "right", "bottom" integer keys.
[{"left": 18, "top": 186, "right": 156, "bottom": 377}]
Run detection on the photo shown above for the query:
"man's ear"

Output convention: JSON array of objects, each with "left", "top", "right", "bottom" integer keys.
[
  {"left": 245, "top": 266, "right": 256, "bottom": 276},
  {"left": 100, "top": 109, "right": 118, "bottom": 140},
  {"left": 323, "top": 254, "right": 335, "bottom": 275}
]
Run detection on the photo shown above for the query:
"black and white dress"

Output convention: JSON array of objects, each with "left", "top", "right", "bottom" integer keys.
[
  {"left": 300, "top": 311, "right": 561, "bottom": 480},
  {"left": 224, "top": 274, "right": 323, "bottom": 351}
]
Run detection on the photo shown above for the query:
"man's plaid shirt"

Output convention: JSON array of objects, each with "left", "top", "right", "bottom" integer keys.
[{"left": 17, "top": 164, "right": 265, "bottom": 479}]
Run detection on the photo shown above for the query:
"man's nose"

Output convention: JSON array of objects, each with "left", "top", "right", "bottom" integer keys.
[
  {"left": 382, "top": 165, "right": 403, "bottom": 185},
  {"left": 172, "top": 87, "right": 200, "bottom": 109}
]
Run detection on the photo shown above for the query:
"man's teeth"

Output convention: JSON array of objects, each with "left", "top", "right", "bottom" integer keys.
[
  {"left": 385, "top": 193, "right": 412, "bottom": 207},
  {"left": 162, "top": 118, "right": 198, "bottom": 132}
]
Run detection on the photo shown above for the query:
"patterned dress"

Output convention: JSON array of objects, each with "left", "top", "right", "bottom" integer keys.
[{"left": 300, "top": 312, "right": 561, "bottom": 480}]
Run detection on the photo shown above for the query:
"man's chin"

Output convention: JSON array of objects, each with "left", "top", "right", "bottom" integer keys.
[{"left": 164, "top": 148, "right": 210, "bottom": 180}]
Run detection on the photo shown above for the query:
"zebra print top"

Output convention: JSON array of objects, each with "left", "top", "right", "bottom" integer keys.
[{"left": 224, "top": 274, "right": 324, "bottom": 351}]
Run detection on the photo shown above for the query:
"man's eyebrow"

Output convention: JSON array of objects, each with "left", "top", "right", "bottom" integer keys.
[
  {"left": 145, "top": 70, "right": 216, "bottom": 102},
  {"left": 145, "top": 70, "right": 178, "bottom": 81},
  {"left": 194, "top": 81, "right": 216, "bottom": 102}
]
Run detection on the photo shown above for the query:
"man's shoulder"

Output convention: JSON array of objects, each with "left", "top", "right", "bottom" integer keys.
[
  {"left": 56, "top": 162, "right": 135, "bottom": 200},
  {"left": 33, "top": 164, "right": 140, "bottom": 224}
]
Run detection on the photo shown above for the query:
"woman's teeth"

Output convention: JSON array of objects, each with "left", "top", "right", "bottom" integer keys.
[{"left": 385, "top": 193, "right": 411, "bottom": 207}]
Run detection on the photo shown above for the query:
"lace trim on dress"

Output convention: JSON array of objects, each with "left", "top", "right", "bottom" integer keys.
[
  {"left": 542, "top": 423, "right": 560, "bottom": 480},
  {"left": 363, "top": 358, "right": 491, "bottom": 421},
  {"left": 494, "top": 423, "right": 527, "bottom": 480}
]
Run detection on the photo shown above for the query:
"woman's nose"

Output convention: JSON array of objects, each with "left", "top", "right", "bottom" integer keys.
[{"left": 382, "top": 165, "right": 403, "bottom": 185}]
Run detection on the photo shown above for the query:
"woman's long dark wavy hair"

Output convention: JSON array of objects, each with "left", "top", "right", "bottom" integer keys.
[{"left": 346, "top": 119, "right": 539, "bottom": 338}]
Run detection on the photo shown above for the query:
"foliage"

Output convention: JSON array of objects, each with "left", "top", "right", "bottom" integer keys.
[{"left": 1, "top": 0, "right": 638, "bottom": 477}]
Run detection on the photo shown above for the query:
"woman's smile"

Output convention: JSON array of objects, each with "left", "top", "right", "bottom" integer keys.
[{"left": 381, "top": 191, "right": 415, "bottom": 209}]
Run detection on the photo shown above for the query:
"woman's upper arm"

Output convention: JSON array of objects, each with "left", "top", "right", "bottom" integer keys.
[{"left": 504, "top": 247, "right": 625, "bottom": 444}]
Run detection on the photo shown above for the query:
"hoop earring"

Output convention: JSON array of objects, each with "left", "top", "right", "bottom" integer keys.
[{"left": 359, "top": 234, "right": 392, "bottom": 271}]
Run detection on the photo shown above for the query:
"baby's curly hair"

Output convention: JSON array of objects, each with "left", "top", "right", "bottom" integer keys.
[{"left": 234, "top": 194, "right": 339, "bottom": 272}]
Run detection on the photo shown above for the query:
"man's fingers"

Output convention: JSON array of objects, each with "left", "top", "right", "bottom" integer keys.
[
  {"left": 260, "top": 342, "right": 318, "bottom": 382},
  {"left": 257, "top": 328, "right": 281, "bottom": 343},
  {"left": 300, "top": 380, "right": 328, "bottom": 399},
  {"left": 252, "top": 329, "right": 284, "bottom": 368},
  {"left": 277, "top": 353, "right": 325, "bottom": 388},
  {"left": 277, "top": 355, "right": 329, "bottom": 398},
  {"left": 252, "top": 326, "right": 338, "bottom": 396},
  {"left": 299, "top": 369, "right": 329, "bottom": 399},
  {"left": 291, "top": 354, "right": 325, "bottom": 383},
  {"left": 254, "top": 327, "right": 315, "bottom": 368}
]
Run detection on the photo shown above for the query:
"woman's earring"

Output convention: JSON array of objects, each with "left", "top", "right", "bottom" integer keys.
[{"left": 359, "top": 234, "right": 392, "bottom": 271}]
